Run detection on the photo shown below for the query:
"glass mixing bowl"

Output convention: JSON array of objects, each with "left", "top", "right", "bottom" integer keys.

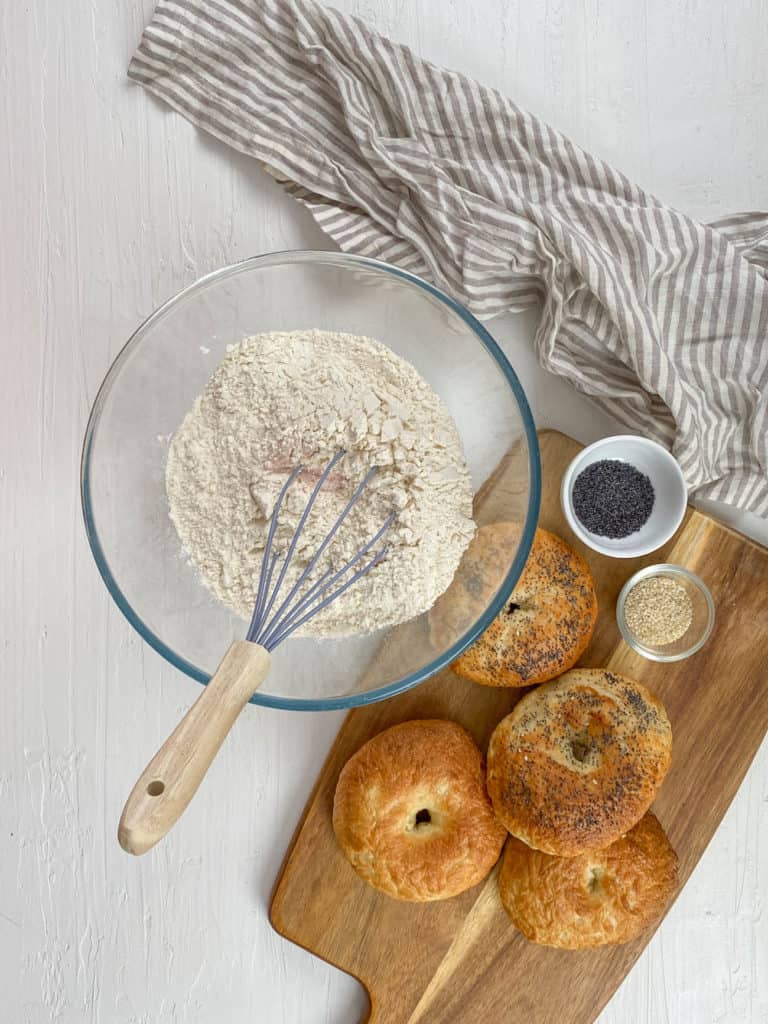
[{"left": 81, "top": 251, "right": 540, "bottom": 709}]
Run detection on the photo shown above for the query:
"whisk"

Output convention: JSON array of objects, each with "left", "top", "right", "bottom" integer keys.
[{"left": 118, "top": 451, "right": 393, "bottom": 855}]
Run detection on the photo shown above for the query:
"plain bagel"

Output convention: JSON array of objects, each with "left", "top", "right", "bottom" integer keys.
[
  {"left": 333, "top": 719, "right": 507, "bottom": 901},
  {"left": 487, "top": 668, "right": 672, "bottom": 856},
  {"left": 499, "top": 813, "right": 679, "bottom": 948}
]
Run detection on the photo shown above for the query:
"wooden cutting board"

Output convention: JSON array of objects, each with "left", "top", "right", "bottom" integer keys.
[{"left": 270, "top": 429, "right": 768, "bottom": 1024}]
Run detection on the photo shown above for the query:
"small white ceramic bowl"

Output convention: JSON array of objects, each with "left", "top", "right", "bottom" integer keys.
[{"left": 560, "top": 435, "right": 687, "bottom": 558}]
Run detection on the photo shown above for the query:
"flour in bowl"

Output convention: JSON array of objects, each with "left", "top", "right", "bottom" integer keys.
[{"left": 166, "top": 330, "right": 475, "bottom": 637}]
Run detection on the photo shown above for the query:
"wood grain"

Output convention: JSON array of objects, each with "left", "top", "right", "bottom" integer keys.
[{"left": 270, "top": 430, "right": 768, "bottom": 1024}]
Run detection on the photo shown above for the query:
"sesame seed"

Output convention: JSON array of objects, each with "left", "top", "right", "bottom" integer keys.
[{"left": 624, "top": 576, "right": 693, "bottom": 646}]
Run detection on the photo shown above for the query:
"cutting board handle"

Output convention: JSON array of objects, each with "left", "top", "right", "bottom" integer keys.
[{"left": 118, "top": 640, "right": 271, "bottom": 855}]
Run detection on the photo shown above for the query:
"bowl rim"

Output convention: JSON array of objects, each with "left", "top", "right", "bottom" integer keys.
[
  {"left": 560, "top": 433, "right": 687, "bottom": 558},
  {"left": 80, "top": 249, "right": 541, "bottom": 710},
  {"left": 616, "top": 562, "right": 715, "bottom": 661}
]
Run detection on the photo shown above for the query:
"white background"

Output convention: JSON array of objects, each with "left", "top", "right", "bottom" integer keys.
[{"left": 1, "top": 1, "right": 766, "bottom": 1021}]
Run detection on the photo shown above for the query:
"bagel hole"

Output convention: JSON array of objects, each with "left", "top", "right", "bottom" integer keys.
[
  {"left": 414, "top": 808, "right": 431, "bottom": 828},
  {"left": 588, "top": 868, "right": 602, "bottom": 893},
  {"left": 571, "top": 736, "right": 591, "bottom": 763}
]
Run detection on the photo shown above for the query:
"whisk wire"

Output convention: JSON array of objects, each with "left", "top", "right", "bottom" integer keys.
[
  {"left": 245, "top": 451, "right": 394, "bottom": 651},
  {"left": 253, "top": 449, "right": 346, "bottom": 635},
  {"left": 254, "top": 463, "right": 381, "bottom": 646},
  {"left": 291, "top": 464, "right": 379, "bottom": 584},
  {"left": 246, "top": 465, "right": 302, "bottom": 641},
  {"left": 258, "top": 512, "right": 395, "bottom": 649},
  {"left": 265, "top": 544, "right": 389, "bottom": 649},
  {"left": 258, "top": 566, "right": 335, "bottom": 647}
]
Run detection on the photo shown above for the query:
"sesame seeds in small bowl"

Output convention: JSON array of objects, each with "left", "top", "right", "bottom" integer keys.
[
  {"left": 616, "top": 564, "right": 715, "bottom": 662},
  {"left": 560, "top": 435, "right": 688, "bottom": 558}
]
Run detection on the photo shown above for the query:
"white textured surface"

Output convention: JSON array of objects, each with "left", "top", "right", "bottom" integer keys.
[{"left": 1, "top": 2, "right": 766, "bottom": 1022}]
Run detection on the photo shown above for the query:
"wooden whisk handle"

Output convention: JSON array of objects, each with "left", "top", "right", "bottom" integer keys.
[{"left": 118, "top": 641, "right": 271, "bottom": 855}]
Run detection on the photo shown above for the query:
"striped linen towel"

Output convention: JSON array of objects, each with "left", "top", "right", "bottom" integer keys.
[{"left": 129, "top": 0, "right": 768, "bottom": 514}]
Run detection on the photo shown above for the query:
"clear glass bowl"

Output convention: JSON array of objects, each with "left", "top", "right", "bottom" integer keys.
[
  {"left": 81, "top": 251, "right": 540, "bottom": 709},
  {"left": 616, "top": 563, "right": 715, "bottom": 662}
]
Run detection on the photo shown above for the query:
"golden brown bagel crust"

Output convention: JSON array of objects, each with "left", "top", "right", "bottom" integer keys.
[
  {"left": 499, "top": 813, "right": 679, "bottom": 948},
  {"left": 429, "top": 525, "right": 598, "bottom": 688},
  {"left": 487, "top": 669, "right": 672, "bottom": 855},
  {"left": 333, "top": 720, "right": 506, "bottom": 902}
]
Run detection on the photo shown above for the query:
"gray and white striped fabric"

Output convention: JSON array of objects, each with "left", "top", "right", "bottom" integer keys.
[{"left": 129, "top": 0, "right": 768, "bottom": 514}]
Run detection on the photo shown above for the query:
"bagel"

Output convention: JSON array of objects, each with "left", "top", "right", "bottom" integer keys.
[
  {"left": 429, "top": 525, "right": 597, "bottom": 687},
  {"left": 487, "top": 668, "right": 672, "bottom": 855},
  {"left": 499, "top": 813, "right": 679, "bottom": 948},
  {"left": 333, "top": 720, "right": 506, "bottom": 901}
]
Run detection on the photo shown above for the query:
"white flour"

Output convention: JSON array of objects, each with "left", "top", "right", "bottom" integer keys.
[{"left": 166, "top": 330, "right": 475, "bottom": 637}]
